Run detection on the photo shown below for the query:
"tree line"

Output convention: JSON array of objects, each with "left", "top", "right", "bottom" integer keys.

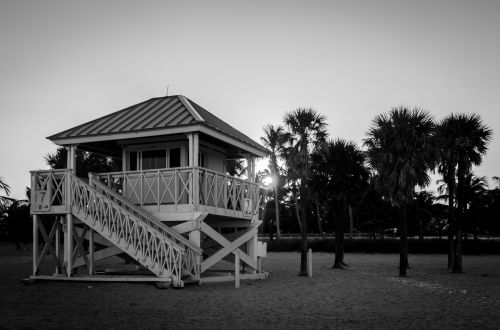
[{"left": 259, "top": 106, "right": 495, "bottom": 276}]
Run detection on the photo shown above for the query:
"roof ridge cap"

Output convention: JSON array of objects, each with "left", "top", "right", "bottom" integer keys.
[{"left": 178, "top": 95, "right": 204, "bottom": 122}]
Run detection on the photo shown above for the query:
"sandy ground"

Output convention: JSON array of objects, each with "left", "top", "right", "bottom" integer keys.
[{"left": 1, "top": 244, "right": 499, "bottom": 329}]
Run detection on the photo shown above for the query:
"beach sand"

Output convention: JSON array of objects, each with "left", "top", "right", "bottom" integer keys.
[{"left": 1, "top": 244, "right": 499, "bottom": 329}]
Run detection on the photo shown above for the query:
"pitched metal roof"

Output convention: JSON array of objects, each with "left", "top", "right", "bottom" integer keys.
[{"left": 48, "top": 95, "right": 267, "bottom": 155}]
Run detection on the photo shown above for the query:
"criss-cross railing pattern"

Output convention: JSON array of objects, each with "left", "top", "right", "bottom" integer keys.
[
  {"left": 70, "top": 176, "right": 188, "bottom": 286},
  {"left": 95, "top": 167, "right": 260, "bottom": 217},
  {"left": 89, "top": 176, "right": 201, "bottom": 279},
  {"left": 199, "top": 168, "right": 259, "bottom": 216},
  {"left": 30, "top": 169, "right": 70, "bottom": 212}
]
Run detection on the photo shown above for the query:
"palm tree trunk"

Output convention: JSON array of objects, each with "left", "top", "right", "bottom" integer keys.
[
  {"left": 294, "top": 193, "right": 302, "bottom": 232},
  {"left": 315, "top": 194, "right": 323, "bottom": 235},
  {"left": 333, "top": 203, "right": 343, "bottom": 268},
  {"left": 453, "top": 167, "right": 465, "bottom": 273},
  {"left": 447, "top": 175, "right": 455, "bottom": 270},
  {"left": 299, "top": 183, "right": 308, "bottom": 276},
  {"left": 334, "top": 197, "right": 346, "bottom": 268},
  {"left": 274, "top": 186, "right": 281, "bottom": 239},
  {"left": 399, "top": 204, "right": 409, "bottom": 277}
]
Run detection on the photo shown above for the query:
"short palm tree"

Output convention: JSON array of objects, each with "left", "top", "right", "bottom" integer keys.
[
  {"left": 261, "top": 125, "right": 289, "bottom": 239},
  {"left": 311, "top": 139, "right": 369, "bottom": 268},
  {"left": 364, "top": 106, "right": 435, "bottom": 276},
  {"left": 284, "top": 108, "right": 327, "bottom": 276}
]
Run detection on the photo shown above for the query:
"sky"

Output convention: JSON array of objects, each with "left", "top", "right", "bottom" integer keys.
[{"left": 1, "top": 0, "right": 499, "bottom": 200}]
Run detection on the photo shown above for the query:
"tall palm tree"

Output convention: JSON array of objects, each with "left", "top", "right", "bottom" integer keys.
[
  {"left": 454, "top": 115, "right": 491, "bottom": 272},
  {"left": 435, "top": 114, "right": 460, "bottom": 269},
  {"left": 311, "top": 139, "right": 369, "bottom": 268},
  {"left": 436, "top": 113, "right": 492, "bottom": 273},
  {"left": 0, "top": 176, "right": 11, "bottom": 196},
  {"left": 284, "top": 108, "right": 327, "bottom": 276},
  {"left": 261, "top": 125, "right": 289, "bottom": 239},
  {"left": 364, "top": 106, "right": 435, "bottom": 277}
]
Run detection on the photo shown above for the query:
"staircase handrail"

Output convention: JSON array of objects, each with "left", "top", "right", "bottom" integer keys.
[{"left": 89, "top": 174, "right": 202, "bottom": 255}]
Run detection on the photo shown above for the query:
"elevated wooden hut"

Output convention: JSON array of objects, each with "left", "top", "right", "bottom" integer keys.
[{"left": 30, "top": 95, "right": 268, "bottom": 287}]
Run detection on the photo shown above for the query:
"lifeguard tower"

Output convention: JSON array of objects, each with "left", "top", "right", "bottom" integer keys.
[{"left": 29, "top": 95, "right": 268, "bottom": 287}]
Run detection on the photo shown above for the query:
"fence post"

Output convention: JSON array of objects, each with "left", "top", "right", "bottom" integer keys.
[
  {"left": 235, "top": 251, "right": 240, "bottom": 289},
  {"left": 307, "top": 248, "right": 312, "bottom": 277},
  {"left": 32, "top": 215, "right": 38, "bottom": 276}
]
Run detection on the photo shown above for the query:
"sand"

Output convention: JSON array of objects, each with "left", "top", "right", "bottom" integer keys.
[{"left": 1, "top": 244, "right": 499, "bottom": 329}]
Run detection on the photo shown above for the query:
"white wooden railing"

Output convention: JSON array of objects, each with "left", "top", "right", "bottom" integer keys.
[
  {"left": 93, "top": 167, "right": 261, "bottom": 218},
  {"left": 30, "top": 170, "right": 201, "bottom": 286}
]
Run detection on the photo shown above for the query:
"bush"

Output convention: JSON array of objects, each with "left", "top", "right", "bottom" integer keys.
[{"left": 264, "top": 237, "right": 500, "bottom": 254}]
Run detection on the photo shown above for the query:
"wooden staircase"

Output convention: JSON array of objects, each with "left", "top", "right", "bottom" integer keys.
[{"left": 70, "top": 175, "right": 202, "bottom": 287}]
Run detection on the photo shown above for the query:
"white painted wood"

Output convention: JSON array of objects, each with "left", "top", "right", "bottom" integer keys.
[
  {"left": 30, "top": 275, "right": 171, "bottom": 283},
  {"left": 235, "top": 252, "right": 240, "bottom": 289},
  {"left": 51, "top": 124, "right": 203, "bottom": 146},
  {"left": 247, "top": 231, "right": 257, "bottom": 273},
  {"left": 179, "top": 96, "right": 204, "bottom": 122},
  {"left": 200, "top": 222, "right": 258, "bottom": 272},
  {"left": 55, "top": 217, "right": 61, "bottom": 274},
  {"left": 73, "top": 246, "right": 122, "bottom": 268},
  {"left": 69, "top": 145, "right": 77, "bottom": 171},
  {"left": 32, "top": 215, "right": 38, "bottom": 276},
  {"left": 122, "top": 148, "right": 127, "bottom": 171},
  {"left": 189, "top": 230, "right": 201, "bottom": 248},
  {"left": 187, "top": 133, "right": 193, "bottom": 166},
  {"left": 200, "top": 271, "right": 268, "bottom": 284},
  {"left": 66, "top": 214, "right": 73, "bottom": 276},
  {"left": 88, "top": 228, "right": 94, "bottom": 275}
]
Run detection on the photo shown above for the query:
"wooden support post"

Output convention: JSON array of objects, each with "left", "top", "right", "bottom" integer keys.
[
  {"left": 65, "top": 214, "right": 73, "bottom": 276},
  {"left": 247, "top": 228, "right": 257, "bottom": 274},
  {"left": 189, "top": 229, "right": 201, "bottom": 248},
  {"left": 235, "top": 251, "right": 240, "bottom": 289},
  {"left": 67, "top": 145, "right": 77, "bottom": 171},
  {"left": 55, "top": 217, "right": 61, "bottom": 274},
  {"left": 307, "top": 248, "right": 312, "bottom": 277},
  {"left": 193, "top": 132, "right": 200, "bottom": 210},
  {"left": 88, "top": 228, "right": 94, "bottom": 275},
  {"left": 32, "top": 215, "right": 38, "bottom": 276},
  {"left": 187, "top": 133, "right": 194, "bottom": 166},
  {"left": 246, "top": 156, "right": 255, "bottom": 183},
  {"left": 257, "top": 256, "right": 262, "bottom": 273},
  {"left": 122, "top": 148, "right": 127, "bottom": 171}
]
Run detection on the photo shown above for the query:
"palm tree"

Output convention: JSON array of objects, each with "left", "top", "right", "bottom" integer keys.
[
  {"left": 435, "top": 114, "right": 461, "bottom": 269},
  {"left": 311, "top": 139, "right": 369, "bottom": 268},
  {"left": 0, "top": 176, "right": 11, "bottom": 196},
  {"left": 436, "top": 113, "right": 492, "bottom": 273},
  {"left": 284, "top": 108, "right": 327, "bottom": 276},
  {"left": 364, "top": 106, "right": 435, "bottom": 276},
  {"left": 261, "top": 125, "right": 289, "bottom": 239}
]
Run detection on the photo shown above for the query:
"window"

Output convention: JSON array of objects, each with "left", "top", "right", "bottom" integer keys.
[
  {"left": 170, "top": 148, "right": 181, "bottom": 168},
  {"left": 129, "top": 151, "right": 137, "bottom": 171},
  {"left": 198, "top": 152, "right": 205, "bottom": 167},
  {"left": 142, "top": 149, "right": 166, "bottom": 170}
]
